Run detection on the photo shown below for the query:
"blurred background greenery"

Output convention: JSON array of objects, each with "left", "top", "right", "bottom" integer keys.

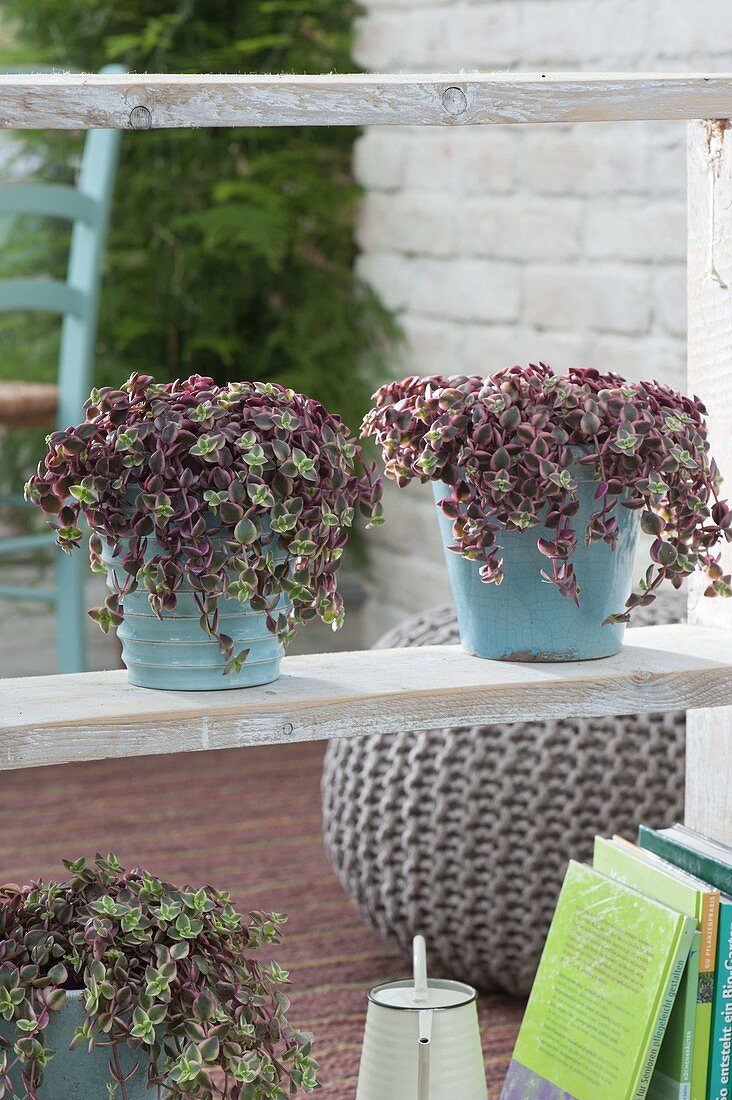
[{"left": 0, "top": 0, "right": 398, "bottom": 434}]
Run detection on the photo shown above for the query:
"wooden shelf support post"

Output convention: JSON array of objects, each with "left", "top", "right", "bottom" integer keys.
[{"left": 686, "top": 118, "right": 732, "bottom": 838}]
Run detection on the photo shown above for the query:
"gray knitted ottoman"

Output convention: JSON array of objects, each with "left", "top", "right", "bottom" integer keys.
[{"left": 322, "top": 588, "right": 686, "bottom": 997}]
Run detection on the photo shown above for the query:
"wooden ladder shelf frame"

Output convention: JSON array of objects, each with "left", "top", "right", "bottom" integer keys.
[{"left": 1, "top": 71, "right": 731, "bottom": 841}]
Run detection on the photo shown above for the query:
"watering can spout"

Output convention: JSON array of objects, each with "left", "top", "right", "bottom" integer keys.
[
  {"left": 414, "top": 936, "right": 431, "bottom": 1100},
  {"left": 417, "top": 1009, "right": 432, "bottom": 1100}
]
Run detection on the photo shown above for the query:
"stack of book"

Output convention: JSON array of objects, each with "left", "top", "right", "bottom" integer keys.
[{"left": 501, "top": 824, "right": 732, "bottom": 1100}]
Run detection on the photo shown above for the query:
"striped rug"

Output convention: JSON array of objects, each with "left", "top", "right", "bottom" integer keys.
[{"left": 0, "top": 740, "right": 523, "bottom": 1097}]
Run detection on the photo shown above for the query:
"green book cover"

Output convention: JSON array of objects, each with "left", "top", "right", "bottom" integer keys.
[
  {"left": 672, "top": 827, "right": 732, "bottom": 865},
  {"left": 656, "top": 831, "right": 732, "bottom": 1100},
  {"left": 639, "top": 826, "right": 724, "bottom": 1100},
  {"left": 639, "top": 825, "right": 732, "bottom": 900},
  {"left": 594, "top": 836, "right": 710, "bottom": 1099},
  {"left": 500, "top": 860, "right": 696, "bottom": 1100},
  {"left": 708, "top": 897, "right": 732, "bottom": 1100},
  {"left": 661, "top": 935, "right": 700, "bottom": 1100}
]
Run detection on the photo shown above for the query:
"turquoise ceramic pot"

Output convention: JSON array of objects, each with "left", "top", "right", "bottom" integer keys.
[
  {"left": 101, "top": 538, "right": 290, "bottom": 691},
  {"left": 0, "top": 991, "right": 153, "bottom": 1099},
  {"left": 432, "top": 477, "right": 641, "bottom": 662}
]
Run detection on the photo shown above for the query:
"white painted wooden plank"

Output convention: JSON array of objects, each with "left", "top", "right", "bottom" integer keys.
[
  {"left": 686, "top": 120, "right": 732, "bottom": 842},
  {"left": 0, "top": 624, "right": 730, "bottom": 773},
  {"left": 2, "top": 73, "right": 732, "bottom": 130}
]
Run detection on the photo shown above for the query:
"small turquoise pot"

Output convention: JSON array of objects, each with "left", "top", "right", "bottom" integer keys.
[
  {"left": 101, "top": 538, "right": 290, "bottom": 691},
  {"left": 432, "top": 477, "right": 641, "bottom": 662},
  {"left": 0, "top": 991, "right": 154, "bottom": 1099}
]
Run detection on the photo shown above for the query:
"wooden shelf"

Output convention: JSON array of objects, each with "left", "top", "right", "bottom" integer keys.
[
  {"left": 2, "top": 73, "right": 732, "bottom": 131},
  {"left": 1, "top": 624, "right": 730, "bottom": 774}
]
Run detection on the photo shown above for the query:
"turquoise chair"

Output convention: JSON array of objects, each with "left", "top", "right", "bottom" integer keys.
[{"left": 0, "top": 65, "right": 123, "bottom": 673}]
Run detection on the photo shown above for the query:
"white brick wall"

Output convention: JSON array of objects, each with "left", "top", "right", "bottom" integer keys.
[{"left": 355, "top": 0, "right": 731, "bottom": 642}]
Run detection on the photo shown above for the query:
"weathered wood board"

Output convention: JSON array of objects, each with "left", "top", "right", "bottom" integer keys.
[
  {"left": 1, "top": 624, "right": 730, "bottom": 773},
  {"left": 1, "top": 73, "right": 732, "bottom": 130},
  {"left": 686, "top": 119, "right": 732, "bottom": 842}
]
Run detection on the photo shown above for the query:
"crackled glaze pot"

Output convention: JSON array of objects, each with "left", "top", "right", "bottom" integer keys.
[
  {"left": 432, "top": 477, "right": 640, "bottom": 662},
  {"left": 0, "top": 991, "right": 153, "bottom": 1099}
]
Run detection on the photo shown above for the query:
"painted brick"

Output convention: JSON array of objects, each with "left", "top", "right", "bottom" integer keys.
[
  {"left": 585, "top": 332, "right": 647, "bottom": 379},
  {"left": 355, "top": 10, "right": 454, "bottom": 70},
  {"left": 457, "top": 128, "right": 519, "bottom": 195},
  {"left": 410, "top": 258, "right": 521, "bottom": 323},
  {"left": 462, "top": 325, "right": 587, "bottom": 372},
  {"left": 359, "top": 599, "right": 410, "bottom": 647},
  {"left": 651, "top": 1, "right": 732, "bottom": 58},
  {"left": 459, "top": 197, "right": 581, "bottom": 260},
  {"left": 637, "top": 336, "right": 686, "bottom": 392},
  {"left": 353, "top": 129, "right": 410, "bottom": 191},
  {"left": 649, "top": 124, "right": 687, "bottom": 198},
  {"left": 585, "top": 333, "right": 685, "bottom": 391},
  {"left": 584, "top": 201, "right": 686, "bottom": 262},
  {"left": 519, "top": 0, "right": 646, "bottom": 65},
  {"left": 356, "top": 253, "right": 414, "bottom": 311},
  {"left": 357, "top": 4, "right": 524, "bottom": 69},
  {"left": 401, "top": 130, "right": 517, "bottom": 196},
  {"left": 522, "top": 124, "right": 649, "bottom": 195},
  {"left": 361, "top": 0, "right": 448, "bottom": 8},
  {"left": 357, "top": 191, "right": 457, "bottom": 256},
  {"left": 366, "top": 544, "right": 452, "bottom": 611},
  {"left": 452, "top": 4, "right": 526, "bottom": 67},
  {"left": 525, "top": 266, "right": 651, "bottom": 335},
  {"left": 353, "top": 13, "right": 403, "bottom": 71},
  {"left": 400, "top": 314, "right": 464, "bottom": 374},
  {"left": 653, "top": 266, "right": 687, "bottom": 338},
  {"left": 403, "top": 132, "right": 462, "bottom": 193},
  {"left": 374, "top": 481, "right": 446, "bottom": 559}
]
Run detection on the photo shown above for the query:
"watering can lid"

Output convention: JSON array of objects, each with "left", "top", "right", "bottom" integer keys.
[{"left": 368, "top": 936, "right": 477, "bottom": 1010}]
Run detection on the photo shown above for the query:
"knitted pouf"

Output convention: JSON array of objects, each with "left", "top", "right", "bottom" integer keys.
[{"left": 322, "top": 588, "right": 686, "bottom": 996}]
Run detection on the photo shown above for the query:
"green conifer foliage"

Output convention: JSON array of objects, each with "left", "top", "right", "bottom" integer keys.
[{"left": 0, "top": 1, "right": 399, "bottom": 429}]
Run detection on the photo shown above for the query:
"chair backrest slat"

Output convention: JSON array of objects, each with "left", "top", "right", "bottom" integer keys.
[
  {"left": 58, "top": 65, "right": 124, "bottom": 428},
  {"left": 0, "top": 277, "right": 85, "bottom": 317},
  {"left": 0, "top": 63, "right": 124, "bottom": 430},
  {"left": 0, "top": 184, "right": 100, "bottom": 225}
]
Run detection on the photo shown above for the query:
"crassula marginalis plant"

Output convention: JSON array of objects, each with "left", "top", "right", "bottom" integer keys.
[
  {"left": 0, "top": 855, "right": 317, "bottom": 1099},
  {"left": 25, "top": 374, "right": 383, "bottom": 672},
  {"left": 362, "top": 363, "right": 732, "bottom": 621}
]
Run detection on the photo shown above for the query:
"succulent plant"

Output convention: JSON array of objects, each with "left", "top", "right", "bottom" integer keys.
[
  {"left": 0, "top": 855, "right": 317, "bottom": 1099},
  {"left": 25, "top": 374, "right": 383, "bottom": 672},
  {"left": 362, "top": 364, "right": 732, "bottom": 621}
]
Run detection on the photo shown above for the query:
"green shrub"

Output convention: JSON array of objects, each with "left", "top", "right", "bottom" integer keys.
[{"left": 0, "top": 0, "right": 399, "bottom": 432}]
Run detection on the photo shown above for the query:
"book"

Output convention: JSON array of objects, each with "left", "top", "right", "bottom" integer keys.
[
  {"left": 500, "top": 860, "right": 696, "bottom": 1100},
  {"left": 639, "top": 825, "right": 727, "bottom": 1099},
  {"left": 594, "top": 835, "right": 716, "bottom": 1100},
  {"left": 639, "top": 825, "right": 732, "bottom": 899},
  {"left": 665, "top": 826, "right": 732, "bottom": 878},
  {"left": 638, "top": 825, "right": 732, "bottom": 1100},
  {"left": 709, "top": 896, "right": 732, "bottom": 1100},
  {"left": 667, "top": 937, "right": 702, "bottom": 1100}
]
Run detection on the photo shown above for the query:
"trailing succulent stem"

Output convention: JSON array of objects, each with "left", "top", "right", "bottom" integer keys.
[
  {"left": 362, "top": 364, "right": 732, "bottom": 622},
  {"left": 0, "top": 855, "right": 318, "bottom": 1099},
  {"left": 26, "top": 374, "right": 382, "bottom": 671}
]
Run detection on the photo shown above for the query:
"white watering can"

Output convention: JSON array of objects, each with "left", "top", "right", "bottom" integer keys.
[{"left": 356, "top": 935, "right": 488, "bottom": 1100}]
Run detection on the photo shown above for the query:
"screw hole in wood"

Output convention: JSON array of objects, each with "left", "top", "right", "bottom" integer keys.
[
  {"left": 442, "top": 86, "right": 468, "bottom": 117},
  {"left": 129, "top": 105, "right": 152, "bottom": 130}
]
